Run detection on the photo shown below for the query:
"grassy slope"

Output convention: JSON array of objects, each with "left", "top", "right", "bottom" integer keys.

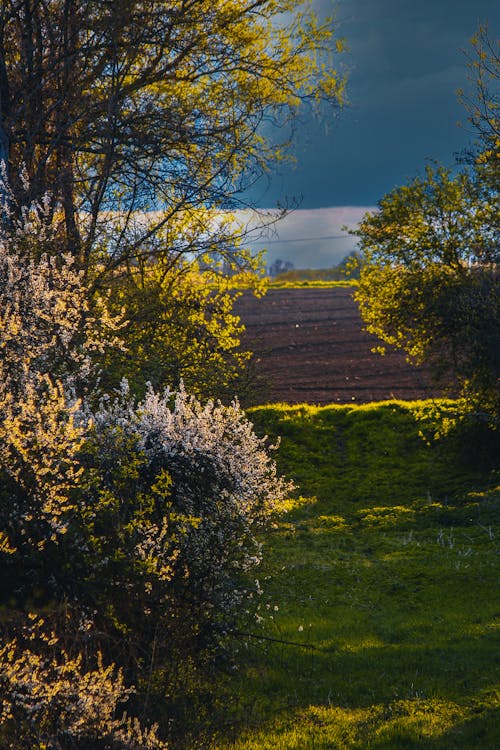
[{"left": 218, "top": 401, "right": 499, "bottom": 749}]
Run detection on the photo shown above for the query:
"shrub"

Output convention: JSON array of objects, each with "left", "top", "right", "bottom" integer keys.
[
  {"left": 0, "top": 230, "right": 291, "bottom": 744},
  {"left": 0, "top": 616, "right": 166, "bottom": 750},
  {"left": 0, "top": 213, "right": 122, "bottom": 554},
  {"left": 77, "top": 382, "right": 292, "bottom": 669},
  {"left": 98, "top": 260, "right": 256, "bottom": 401}
]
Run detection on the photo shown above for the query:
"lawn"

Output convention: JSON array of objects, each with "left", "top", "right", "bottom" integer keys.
[{"left": 216, "top": 400, "right": 499, "bottom": 749}]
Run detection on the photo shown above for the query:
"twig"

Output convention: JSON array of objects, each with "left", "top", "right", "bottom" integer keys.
[{"left": 231, "top": 629, "right": 319, "bottom": 650}]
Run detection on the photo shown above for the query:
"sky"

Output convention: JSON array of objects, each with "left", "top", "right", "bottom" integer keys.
[{"left": 247, "top": 0, "right": 500, "bottom": 269}]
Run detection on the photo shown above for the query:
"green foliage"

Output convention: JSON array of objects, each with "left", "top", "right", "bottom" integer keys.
[
  {"left": 355, "top": 165, "right": 498, "bottom": 270},
  {"left": 0, "top": 237, "right": 290, "bottom": 747},
  {"left": 217, "top": 401, "right": 500, "bottom": 749},
  {"left": 354, "top": 164, "right": 500, "bottom": 418},
  {"left": 353, "top": 31, "right": 500, "bottom": 421},
  {"left": 99, "top": 261, "right": 257, "bottom": 401}
]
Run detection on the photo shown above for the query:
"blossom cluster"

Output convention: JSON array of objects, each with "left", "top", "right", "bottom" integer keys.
[
  {"left": 83, "top": 381, "right": 293, "bottom": 624},
  {"left": 0, "top": 617, "right": 166, "bottom": 750},
  {"left": 0, "top": 218, "right": 292, "bottom": 746}
]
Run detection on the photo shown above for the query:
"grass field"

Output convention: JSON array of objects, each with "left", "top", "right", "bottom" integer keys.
[
  {"left": 267, "top": 279, "right": 358, "bottom": 289},
  {"left": 216, "top": 401, "right": 499, "bottom": 749}
]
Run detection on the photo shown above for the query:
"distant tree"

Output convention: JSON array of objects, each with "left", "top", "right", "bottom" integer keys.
[
  {"left": 268, "top": 258, "right": 295, "bottom": 277},
  {"left": 335, "top": 249, "right": 364, "bottom": 279}
]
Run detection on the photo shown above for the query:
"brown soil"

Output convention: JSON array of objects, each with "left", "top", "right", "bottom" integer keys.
[{"left": 235, "top": 287, "right": 443, "bottom": 405}]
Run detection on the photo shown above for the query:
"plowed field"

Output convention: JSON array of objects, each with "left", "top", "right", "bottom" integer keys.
[{"left": 235, "top": 286, "right": 443, "bottom": 405}]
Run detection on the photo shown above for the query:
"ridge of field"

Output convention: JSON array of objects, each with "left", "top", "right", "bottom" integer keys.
[
  {"left": 235, "top": 287, "right": 444, "bottom": 406},
  {"left": 217, "top": 400, "right": 499, "bottom": 749},
  {"left": 267, "top": 280, "right": 359, "bottom": 289}
]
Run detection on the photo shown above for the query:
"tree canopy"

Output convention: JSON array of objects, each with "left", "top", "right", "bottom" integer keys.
[
  {"left": 0, "top": 0, "right": 345, "bottom": 277},
  {"left": 0, "top": 0, "right": 347, "bottom": 401},
  {"left": 354, "top": 28, "right": 500, "bottom": 419}
]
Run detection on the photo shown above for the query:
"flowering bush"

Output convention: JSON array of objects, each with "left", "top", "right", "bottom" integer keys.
[
  {"left": 0, "top": 617, "right": 166, "bottom": 750},
  {"left": 0, "top": 227, "right": 166, "bottom": 747},
  {"left": 80, "top": 382, "right": 291, "bottom": 638},
  {"left": 0, "top": 201, "right": 122, "bottom": 393},
  {"left": 0, "top": 219, "right": 123, "bottom": 553},
  {"left": 0, "top": 222, "right": 291, "bottom": 744},
  {"left": 0, "top": 242, "right": 89, "bottom": 559}
]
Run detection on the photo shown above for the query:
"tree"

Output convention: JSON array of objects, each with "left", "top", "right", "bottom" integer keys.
[
  {"left": 354, "top": 28, "right": 500, "bottom": 419},
  {"left": 354, "top": 163, "right": 499, "bottom": 416},
  {"left": 459, "top": 24, "right": 500, "bottom": 189},
  {"left": 268, "top": 258, "right": 295, "bottom": 276},
  {"left": 99, "top": 258, "right": 260, "bottom": 401},
  {"left": 0, "top": 0, "right": 346, "bottom": 402},
  {"left": 0, "top": 0, "right": 345, "bottom": 279}
]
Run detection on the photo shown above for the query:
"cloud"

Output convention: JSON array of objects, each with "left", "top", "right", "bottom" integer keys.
[
  {"left": 248, "top": 0, "right": 500, "bottom": 209},
  {"left": 237, "top": 206, "right": 375, "bottom": 269}
]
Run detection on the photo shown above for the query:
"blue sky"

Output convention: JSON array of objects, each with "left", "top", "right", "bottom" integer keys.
[{"left": 247, "top": 0, "right": 500, "bottom": 269}]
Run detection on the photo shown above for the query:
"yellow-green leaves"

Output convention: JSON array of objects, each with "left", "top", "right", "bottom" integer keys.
[
  {"left": 100, "top": 257, "right": 256, "bottom": 400},
  {"left": 354, "top": 162, "right": 499, "bottom": 417},
  {"left": 2, "top": 0, "right": 346, "bottom": 269}
]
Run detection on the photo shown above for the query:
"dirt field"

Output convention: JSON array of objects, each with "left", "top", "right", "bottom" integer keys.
[{"left": 235, "top": 286, "right": 443, "bottom": 405}]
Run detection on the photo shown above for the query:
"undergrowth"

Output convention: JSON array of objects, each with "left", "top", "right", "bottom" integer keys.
[{"left": 215, "top": 400, "right": 499, "bottom": 749}]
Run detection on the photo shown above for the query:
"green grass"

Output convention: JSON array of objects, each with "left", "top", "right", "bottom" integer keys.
[
  {"left": 215, "top": 401, "right": 500, "bottom": 749},
  {"left": 267, "top": 279, "right": 358, "bottom": 289}
]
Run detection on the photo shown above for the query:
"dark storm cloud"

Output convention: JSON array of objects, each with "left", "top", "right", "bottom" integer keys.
[{"left": 251, "top": 0, "right": 500, "bottom": 209}]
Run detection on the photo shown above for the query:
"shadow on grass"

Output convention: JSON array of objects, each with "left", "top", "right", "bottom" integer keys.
[{"left": 214, "top": 401, "right": 500, "bottom": 748}]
